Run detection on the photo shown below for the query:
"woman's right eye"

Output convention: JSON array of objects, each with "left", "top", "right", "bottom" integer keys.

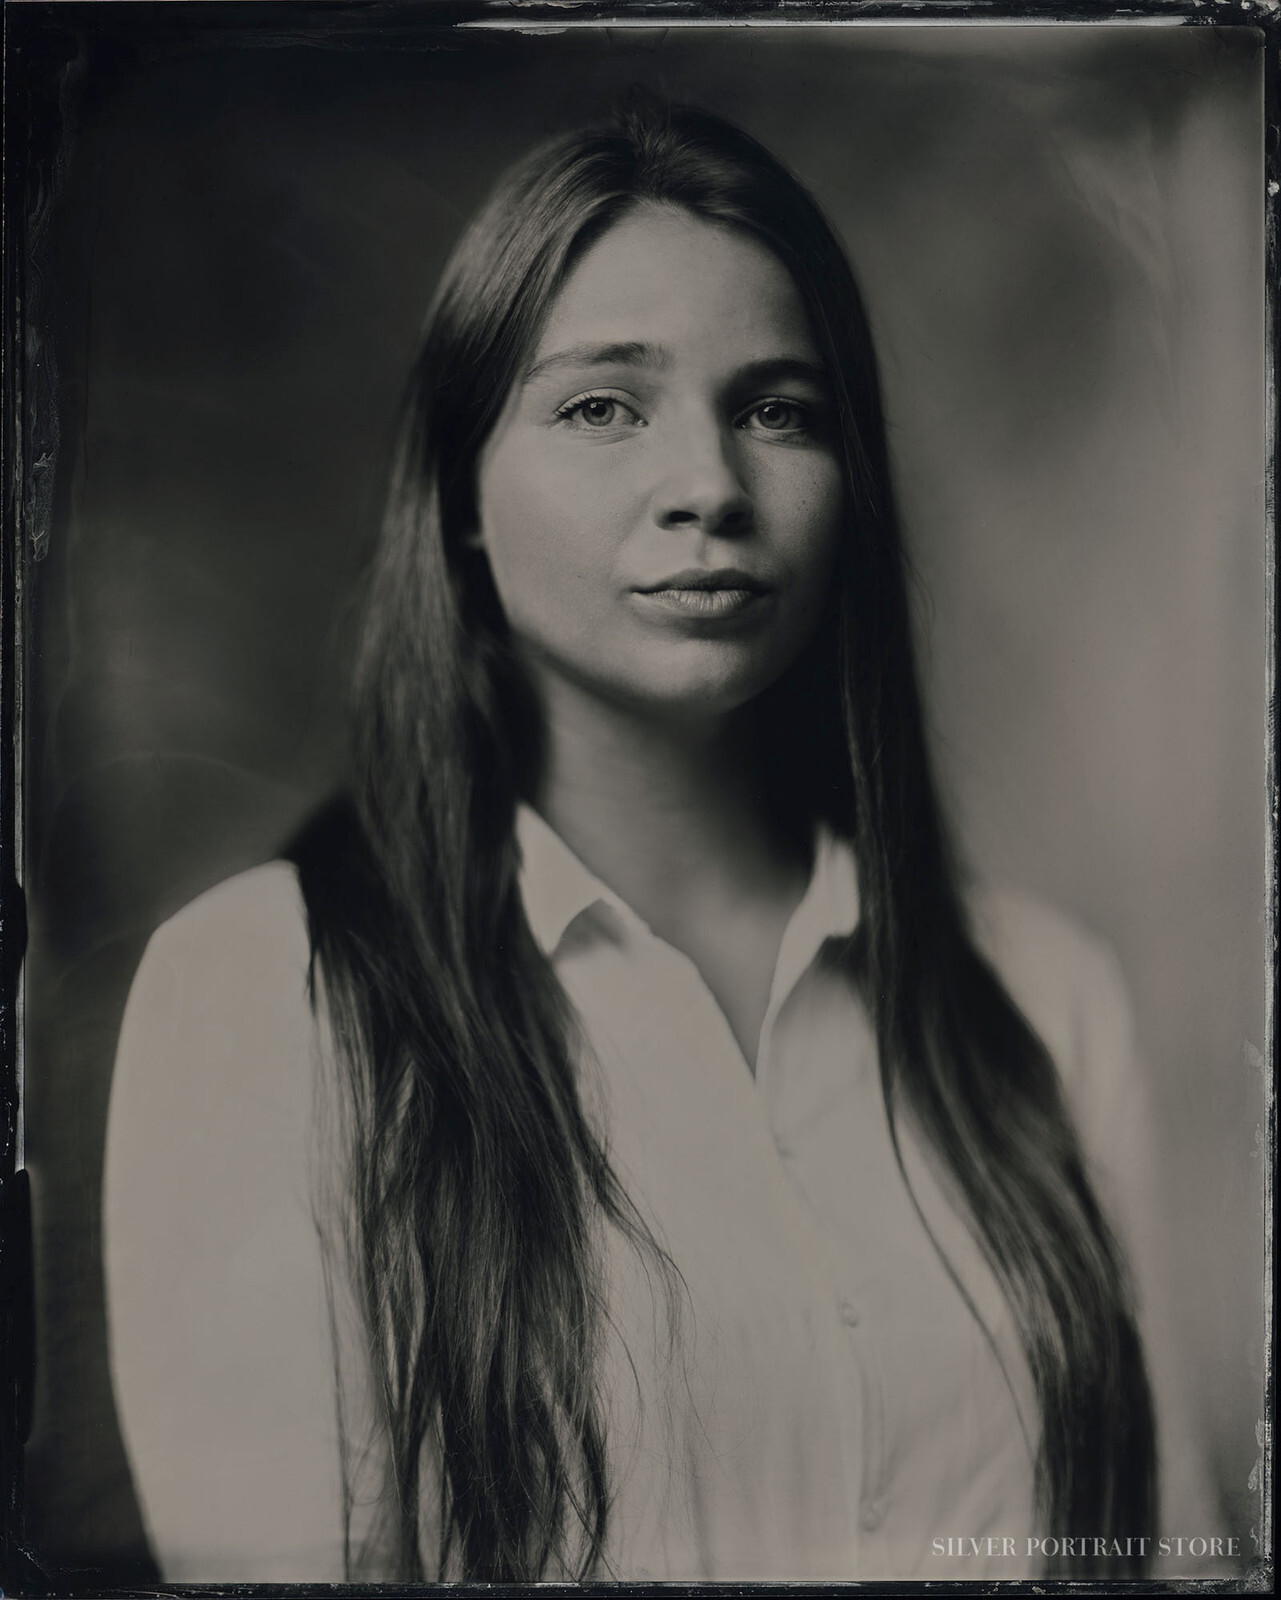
[{"left": 555, "top": 393, "right": 644, "bottom": 430}]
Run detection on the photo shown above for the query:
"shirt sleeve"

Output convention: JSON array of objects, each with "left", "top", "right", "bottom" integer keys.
[
  {"left": 969, "top": 887, "right": 1224, "bottom": 1568},
  {"left": 102, "top": 862, "right": 348, "bottom": 1582},
  {"left": 1056, "top": 926, "right": 1223, "bottom": 1558}
]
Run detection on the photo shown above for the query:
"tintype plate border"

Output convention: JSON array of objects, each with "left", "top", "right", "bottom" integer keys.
[{"left": 1, "top": 2, "right": 1274, "bottom": 1595}]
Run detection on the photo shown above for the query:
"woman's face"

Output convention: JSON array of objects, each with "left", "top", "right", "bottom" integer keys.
[{"left": 474, "top": 203, "right": 845, "bottom": 723}]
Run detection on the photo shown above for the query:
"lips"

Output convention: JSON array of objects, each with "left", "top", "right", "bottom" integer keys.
[
  {"left": 636, "top": 567, "right": 769, "bottom": 596},
  {"left": 633, "top": 567, "right": 771, "bottom": 619}
]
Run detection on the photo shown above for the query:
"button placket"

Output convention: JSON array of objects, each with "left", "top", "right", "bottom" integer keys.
[
  {"left": 842, "top": 1282, "right": 888, "bottom": 1549},
  {"left": 833, "top": 1291, "right": 887, "bottom": 1554}
]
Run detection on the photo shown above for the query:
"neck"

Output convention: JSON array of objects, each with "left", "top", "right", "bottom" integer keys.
[{"left": 529, "top": 673, "right": 807, "bottom": 937}]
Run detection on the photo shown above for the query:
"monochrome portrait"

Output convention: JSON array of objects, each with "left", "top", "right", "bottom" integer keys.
[{"left": 5, "top": 6, "right": 1269, "bottom": 1590}]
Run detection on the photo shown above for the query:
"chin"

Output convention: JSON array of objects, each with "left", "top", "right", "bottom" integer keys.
[
  {"left": 607, "top": 655, "right": 795, "bottom": 722},
  {"left": 525, "top": 633, "right": 807, "bottom": 725}
]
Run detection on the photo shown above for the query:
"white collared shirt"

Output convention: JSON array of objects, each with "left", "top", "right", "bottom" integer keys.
[
  {"left": 104, "top": 809, "right": 1217, "bottom": 1582},
  {"left": 515, "top": 805, "right": 1036, "bottom": 1579}
]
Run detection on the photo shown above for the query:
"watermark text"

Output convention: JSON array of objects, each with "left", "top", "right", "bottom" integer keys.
[{"left": 931, "top": 1535, "right": 1240, "bottom": 1560}]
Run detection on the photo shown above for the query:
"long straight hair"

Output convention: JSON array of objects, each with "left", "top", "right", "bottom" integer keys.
[{"left": 290, "top": 97, "right": 1156, "bottom": 1581}]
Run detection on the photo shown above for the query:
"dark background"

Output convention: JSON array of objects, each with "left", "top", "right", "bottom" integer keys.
[{"left": 11, "top": 10, "right": 1267, "bottom": 1580}]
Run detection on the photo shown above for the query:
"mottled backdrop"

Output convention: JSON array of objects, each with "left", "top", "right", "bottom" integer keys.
[{"left": 18, "top": 17, "right": 1266, "bottom": 1579}]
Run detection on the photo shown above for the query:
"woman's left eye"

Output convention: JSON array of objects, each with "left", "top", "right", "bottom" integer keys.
[{"left": 741, "top": 399, "right": 810, "bottom": 434}]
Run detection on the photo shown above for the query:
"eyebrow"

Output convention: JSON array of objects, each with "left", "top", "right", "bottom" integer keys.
[
  {"left": 522, "top": 342, "right": 830, "bottom": 391},
  {"left": 732, "top": 356, "right": 830, "bottom": 391},
  {"left": 523, "top": 341, "right": 670, "bottom": 383}
]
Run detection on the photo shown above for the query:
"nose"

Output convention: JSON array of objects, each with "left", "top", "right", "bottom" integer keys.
[{"left": 650, "top": 417, "right": 753, "bottom": 536}]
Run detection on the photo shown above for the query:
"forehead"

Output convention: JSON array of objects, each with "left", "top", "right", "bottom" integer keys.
[{"left": 534, "top": 204, "right": 819, "bottom": 361}]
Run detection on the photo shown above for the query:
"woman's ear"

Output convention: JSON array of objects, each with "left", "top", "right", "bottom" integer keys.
[{"left": 461, "top": 523, "right": 487, "bottom": 552}]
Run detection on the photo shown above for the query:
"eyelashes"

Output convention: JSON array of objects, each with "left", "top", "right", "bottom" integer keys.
[
  {"left": 553, "top": 392, "right": 819, "bottom": 437},
  {"left": 745, "top": 399, "right": 810, "bottom": 434},
  {"left": 554, "top": 393, "right": 642, "bottom": 430}
]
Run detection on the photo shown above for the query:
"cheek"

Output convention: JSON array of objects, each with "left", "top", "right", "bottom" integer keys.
[
  {"left": 477, "top": 439, "right": 622, "bottom": 644},
  {"left": 766, "top": 458, "right": 847, "bottom": 592}
]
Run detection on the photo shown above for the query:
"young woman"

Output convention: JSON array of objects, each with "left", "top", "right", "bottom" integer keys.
[{"left": 104, "top": 99, "right": 1212, "bottom": 1583}]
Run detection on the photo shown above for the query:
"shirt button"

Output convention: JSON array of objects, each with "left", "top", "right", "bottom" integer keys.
[
  {"left": 837, "top": 1296, "right": 860, "bottom": 1328},
  {"left": 860, "top": 1499, "right": 884, "bottom": 1532}
]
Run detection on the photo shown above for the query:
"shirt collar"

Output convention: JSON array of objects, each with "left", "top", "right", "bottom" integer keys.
[
  {"left": 516, "top": 802, "right": 860, "bottom": 964},
  {"left": 516, "top": 803, "right": 623, "bottom": 956}
]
